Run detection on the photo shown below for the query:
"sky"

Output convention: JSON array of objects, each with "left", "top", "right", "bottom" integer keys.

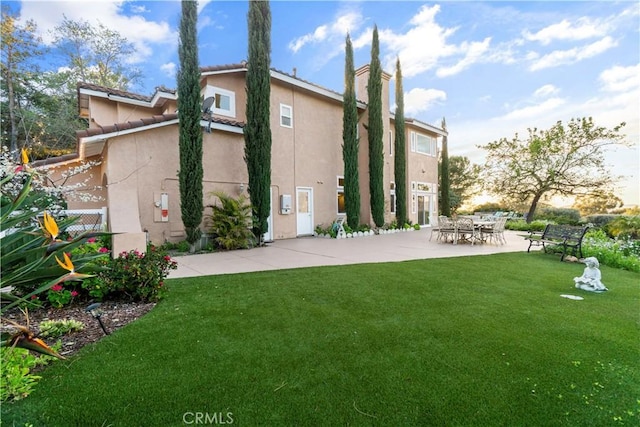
[{"left": 8, "top": 0, "right": 640, "bottom": 206}]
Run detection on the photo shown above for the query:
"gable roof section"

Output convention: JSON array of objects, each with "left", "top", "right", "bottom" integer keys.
[
  {"left": 200, "top": 61, "right": 368, "bottom": 108},
  {"left": 76, "top": 113, "right": 244, "bottom": 157},
  {"left": 391, "top": 113, "right": 448, "bottom": 138},
  {"left": 77, "top": 82, "right": 177, "bottom": 113}
]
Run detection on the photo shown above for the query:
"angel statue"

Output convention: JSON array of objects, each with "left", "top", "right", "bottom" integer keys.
[{"left": 574, "top": 257, "right": 608, "bottom": 292}]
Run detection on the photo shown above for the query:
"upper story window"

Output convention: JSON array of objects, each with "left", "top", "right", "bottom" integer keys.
[
  {"left": 410, "top": 131, "right": 436, "bottom": 156},
  {"left": 389, "top": 130, "right": 393, "bottom": 156},
  {"left": 202, "top": 85, "right": 236, "bottom": 118},
  {"left": 280, "top": 104, "right": 293, "bottom": 128}
]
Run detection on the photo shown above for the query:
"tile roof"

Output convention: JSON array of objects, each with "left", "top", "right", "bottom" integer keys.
[
  {"left": 200, "top": 62, "right": 248, "bottom": 73},
  {"left": 77, "top": 82, "right": 176, "bottom": 102},
  {"left": 75, "top": 113, "right": 244, "bottom": 139},
  {"left": 200, "top": 61, "right": 368, "bottom": 106}
]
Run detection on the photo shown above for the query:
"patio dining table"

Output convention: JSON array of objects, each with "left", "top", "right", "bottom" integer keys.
[{"left": 442, "top": 218, "right": 496, "bottom": 245}]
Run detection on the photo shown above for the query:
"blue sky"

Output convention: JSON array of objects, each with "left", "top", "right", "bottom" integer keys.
[{"left": 11, "top": 0, "right": 640, "bottom": 206}]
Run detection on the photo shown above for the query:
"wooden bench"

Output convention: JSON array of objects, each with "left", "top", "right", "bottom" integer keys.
[{"left": 525, "top": 224, "right": 589, "bottom": 261}]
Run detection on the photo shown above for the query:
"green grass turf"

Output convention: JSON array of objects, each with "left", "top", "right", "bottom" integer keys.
[{"left": 3, "top": 253, "right": 639, "bottom": 426}]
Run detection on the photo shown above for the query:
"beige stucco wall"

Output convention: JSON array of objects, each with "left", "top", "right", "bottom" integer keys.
[
  {"left": 59, "top": 64, "right": 443, "bottom": 249},
  {"left": 42, "top": 158, "right": 106, "bottom": 210},
  {"left": 87, "top": 96, "right": 173, "bottom": 129}
]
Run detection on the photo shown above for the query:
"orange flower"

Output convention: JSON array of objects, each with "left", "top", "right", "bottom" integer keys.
[
  {"left": 21, "top": 148, "right": 29, "bottom": 165},
  {"left": 42, "top": 211, "right": 59, "bottom": 241},
  {"left": 55, "top": 252, "right": 74, "bottom": 273},
  {"left": 54, "top": 252, "right": 93, "bottom": 283}
]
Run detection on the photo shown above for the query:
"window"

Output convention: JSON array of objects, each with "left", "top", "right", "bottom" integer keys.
[
  {"left": 202, "top": 85, "right": 235, "bottom": 118},
  {"left": 389, "top": 130, "right": 393, "bottom": 156},
  {"left": 337, "top": 176, "right": 345, "bottom": 214},
  {"left": 410, "top": 131, "right": 436, "bottom": 156},
  {"left": 280, "top": 104, "right": 293, "bottom": 128},
  {"left": 411, "top": 181, "right": 417, "bottom": 214},
  {"left": 390, "top": 182, "right": 396, "bottom": 214}
]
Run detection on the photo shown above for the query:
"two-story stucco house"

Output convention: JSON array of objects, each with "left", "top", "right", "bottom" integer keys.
[{"left": 40, "top": 62, "right": 446, "bottom": 254}]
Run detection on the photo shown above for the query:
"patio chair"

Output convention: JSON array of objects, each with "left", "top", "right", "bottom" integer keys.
[
  {"left": 436, "top": 216, "right": 456, "bottom": 243},
  {"left": 455, "top": 217, "right": 479, "bottom": 245},
  {"left": 481, "top": 217, "right": 508, "bottom": 245},
  {"left": 430, "top": 215, "right": 446, "bottom": 241}
]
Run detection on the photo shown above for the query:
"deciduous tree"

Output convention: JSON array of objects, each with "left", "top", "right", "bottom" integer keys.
[
  {"left": 480, "top": 117, "right": 626, "bottom": 222},
  {"left": 244, "top": 0, "right": 272, "bottom": 243},
  {"left": 342, "top": 33, "right": 360, "bottom": 229},
  {"left": 367, "top": 25, "right": 384, "bottom": 227},
  {"left": 439, "top": 155, "right": 481, "bottom": 213},
  {"left": 177, "top": 0, "right": 203, "bottom": 249},
  {"left": 0, "top": 6, "right": 44, "bottom": 157},
  {"left": 393, "top": 57, "right": 407, "bottom": 226},
  {"left": 51, "top": 16, "right": 140, "bottom": 91},
  {"left": 572, "top": 191, "right": 623, "bottom": 216}
]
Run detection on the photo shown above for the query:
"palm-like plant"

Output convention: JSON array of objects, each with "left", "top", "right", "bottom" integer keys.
[
  {"left": 1, "top": 152, "right": 109, "bottom": 357},
  {"left": 205, "top": 191, "right": 255, "bottom": 250}
]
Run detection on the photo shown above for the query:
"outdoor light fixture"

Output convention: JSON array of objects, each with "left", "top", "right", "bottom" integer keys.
[
  {"left": 86, "top": 303, "right": 109, "bottom": 335},
  {"left": 239, "top": 183, "right": 245, "bottom": 192}
]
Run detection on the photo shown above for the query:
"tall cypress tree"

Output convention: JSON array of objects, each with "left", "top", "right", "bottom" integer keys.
[
  {"left": 367, "top": 25, "right": 385, "bottom": 227},
  {"left": 394, "top": 57, "right": 407, "bottom": 227},
  {"left": 342, "top": 33, "right": 360, "bottom": 229},
  {"left": 439, "top": 117, "right": 451, "bottom": 216},
  {"left": 244, "top": 0, "right": 272, "bottom": 244},
  {"left": 177, "top": 0, "right": 203, "bottom": 249}
]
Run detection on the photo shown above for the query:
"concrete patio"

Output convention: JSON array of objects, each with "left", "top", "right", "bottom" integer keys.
[{"left": 169, "top": 228, "right": 529, "bottom": 278}]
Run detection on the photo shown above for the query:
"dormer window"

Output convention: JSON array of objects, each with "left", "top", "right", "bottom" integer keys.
[{"left": 202, "top": 85, "right": 236, "bottom": 118}]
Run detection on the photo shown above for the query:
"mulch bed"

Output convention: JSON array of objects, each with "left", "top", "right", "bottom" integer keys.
[{"left": 2, "top": 301, "right": 155, "bottom": 357}]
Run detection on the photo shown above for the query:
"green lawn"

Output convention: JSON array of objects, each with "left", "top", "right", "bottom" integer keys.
[{"left": 4, "top": 253, "right": 639, "bottom": 426}]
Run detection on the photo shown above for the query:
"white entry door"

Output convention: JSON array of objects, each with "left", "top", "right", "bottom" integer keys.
[{"left": 296, "top": 187, "right": 314, "bottom": 236}]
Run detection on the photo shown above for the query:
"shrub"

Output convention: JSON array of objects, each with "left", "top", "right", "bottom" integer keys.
[
  {"left": 38, "top": 320, "right": 85, "bottom": 339},
  {"left": 96, "top": 245, "right": 178, "bottom": 302},
  {"left": 582, "top": 229, "right": 640, "bottom": 272},
  {"left": 505, "top": 220, "right": 548, "bottom": 232},
  {"left": 35, "top": 237, "right": 112, "bottom": 308},
  {"left": 0, "top": 344, "right": 60, "bottom": 402},
  {"left": 585, "top": 214, "right": 618, "bottom": 229},
  {"left": 472, "top": 202, "right": 509, "bottom": 213},
  {"left": 606, "top": 215, "right": 640, "bottom": 239},
  {"left": 46, "top": 286, "right": 80, "bottom": 308},
  {"left": 357, "top": 224, "right": 371, "bottom": 232},
  {"left": 535, "top": 207, "right": 581, "bottom": 225},
  {"left": 205, "top": 191, "right": 255, "bottom": 250}
]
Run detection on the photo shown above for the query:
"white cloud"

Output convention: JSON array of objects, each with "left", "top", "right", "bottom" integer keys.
[
  {"left": 404, "top": 88, "right": 447, "bottom": 116},
  {"left": 523, "top": 17, "right": 609, "bottom": 45},
  {"left": 379, "top": 5, "right": 459, "bottom": 77},
  {"left": 130, "top": 5, "right": 148, "bottom": 14},
  {"left": 529, "top": 36, "right": 617, "bottom": 71},
  {"left": 160, "top": 62, "right": 177, "bottom": 78},
  {"left": 288, "top": 11, "right": 362, "bottom": 53},
  {"left": 19, "top": 1, "right": 176, "bottom": 64},
  {"left": 533, "top": 84, "right": 560, "bottom": 98},
  {"left": 436, "top": 37, "right": 492, "bottom": 78},
  {"left": 599, "top": 64, "right": 640, "bottom": 93},
  {"left": 197, "top": 0, "right": 214, "bottom": 15},
  {"left": 500, "top": 97, "right": 566, "bottom": 121},
  {"left": 289, "top": 25, "right": 329, "bottom": 53}
]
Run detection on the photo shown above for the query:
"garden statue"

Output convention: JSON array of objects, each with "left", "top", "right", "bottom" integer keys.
[{"left": 574, "top": 257, "right": 608, "bottom": 292}]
